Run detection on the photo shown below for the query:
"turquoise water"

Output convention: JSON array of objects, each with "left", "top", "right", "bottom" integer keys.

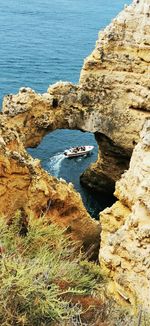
[{"left": 0, "top": 0, "right": 131, "bottom": 217}]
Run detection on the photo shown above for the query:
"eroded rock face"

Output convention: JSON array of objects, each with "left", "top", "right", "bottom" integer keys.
[
  {"left": 79, "top": 0, "right": 150, "bottom": 190},
  {"left": 2, "top": 0, "right": 150, "bottom": 193},
  {"left": 0, "top": 126, "right": 100, "bottom": 256},
  {"left": 100, "top": 119, "right": 150, "bottom": 309},
  {"left": 80, "top": 133, "right": 130, "bottom": 194},
  {"left": 2, "top": 84, "right": 80, "bottom": 148},
  {"left": 0, "top": 0, "right": 150, "bottom": 308}
]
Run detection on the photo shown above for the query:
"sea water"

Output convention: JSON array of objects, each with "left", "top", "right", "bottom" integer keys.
[{"left": 0, "top": 0, "right": 131, "bottom": 217}]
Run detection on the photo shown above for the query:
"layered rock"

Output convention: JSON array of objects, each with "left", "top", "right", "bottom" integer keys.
[
  {"left": 0, "top": 0, "right": 150, "bottom": 309},
  {"left": 79, "top": 0, "right": 150, "bottom": 190},
  {"left": 2, "top": 84, "right": 80, "bottom": 148},
  {"left": 0, "top": 124, "right": 100, "bottom": 255},
  {"left": 2, "top": 0, "right": 150, "bottom": 194},
  {"left": 100, "top": 119, "right": 150, "bottom": 309}
]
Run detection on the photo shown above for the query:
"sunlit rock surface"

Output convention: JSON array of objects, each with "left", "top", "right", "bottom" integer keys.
[
  {"left": 79, "top": 0, "right": 150, "bottom": 190},
  {"left": 0, "top": 122, "right": 100, "bottom": 256},
  {"left": 100, "top": 120, "right": 150, "bottom": 309},
  {"left": 2, "top": 0, "right": 150, "bottom": 193},
  {"left": 0, "top": 0, "right": 150, "bottom": 308}
]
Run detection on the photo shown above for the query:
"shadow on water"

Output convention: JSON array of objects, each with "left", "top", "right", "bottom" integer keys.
[{"left": 27, "top": 129, "right": 115, "bottom": 219}]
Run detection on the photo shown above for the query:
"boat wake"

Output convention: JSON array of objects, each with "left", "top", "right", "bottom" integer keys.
[
  {"left": 76, "top": 155, "right": 86, "bottom": 162},
  {"left": 47, "top": 153, "right": 65, "bottom": 177}
]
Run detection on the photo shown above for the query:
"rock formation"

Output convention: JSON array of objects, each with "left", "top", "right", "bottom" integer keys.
[
  {"left": 0, "top": 121, "right": 100, "bottom": 255},
  {"left": 79, "top": 0, "right": 150, "bottom": 191},
  {"left": 2, "top": 0, "right": 150, "bottom": 194},
  {"left": 100, "top": 119, "right": 150, "bottom": 310},
  {"left": 0, "top": 0, "right": 150, "bottom": 309}
]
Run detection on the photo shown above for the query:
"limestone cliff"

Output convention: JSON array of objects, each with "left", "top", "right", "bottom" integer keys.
[
  {"left": 2, "top": 0, "right": 150, "bottom": 194},
  {"left": 0, "top": 0, "right": 150, "bottom": 310},
  {"left": 100, "top": 119, "right": 150, "bottom": 310},
  {"left": 0, "top": 123, "right": 100, "bottom": 255},
  {"left": 79, "top": 0, "right": 150, "bottom": 190}
]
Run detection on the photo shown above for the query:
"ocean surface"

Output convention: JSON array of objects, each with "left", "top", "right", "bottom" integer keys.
[{"left": 0, "top": 0, "right": 131, "bottom": 217}]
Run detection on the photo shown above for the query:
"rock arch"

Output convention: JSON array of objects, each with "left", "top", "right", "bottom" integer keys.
[
  {"left": 0, "top": 0, "right": 150, "bottom": 307},
  {"left": 2, "top": 0, "right": 150, "bottom": 192}
]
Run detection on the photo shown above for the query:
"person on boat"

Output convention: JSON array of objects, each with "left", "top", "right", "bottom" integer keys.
[{"left": 73, "top": 147, "right": 78, "bottom": 153}]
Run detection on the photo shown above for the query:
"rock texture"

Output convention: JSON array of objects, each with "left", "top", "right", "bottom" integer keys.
[
  {"left": 0, "top": 0, "right": 150, "bottom": 309},
  {"left": 0, "top": 123, "right": 100, "bottom": 255},
  {"left": 2, "top": 83, "right": 81, "bottom": 148},
  {"left": 79, "top": 0, "right": 150, "bottom": 190},
  {"left": 2, "top": 1, "right": 150, "bottom": 193},
  {"left": 100, "top": 119, "right": 150, "bottom": 309}
]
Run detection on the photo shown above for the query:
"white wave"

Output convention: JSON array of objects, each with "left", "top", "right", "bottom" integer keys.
[{"left": 48, "top": 153, "right": 65, "bottom": 177}]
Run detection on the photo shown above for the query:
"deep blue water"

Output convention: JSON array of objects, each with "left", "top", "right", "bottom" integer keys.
[
  {"left": 0, "top": 0, "right": 131, "bottom": 217},
  {"left": 0, "top": 0, "right": 131, "bottom": 103},
  {"left": 28, "top": 130, "right": 104, "bottom": 217}
]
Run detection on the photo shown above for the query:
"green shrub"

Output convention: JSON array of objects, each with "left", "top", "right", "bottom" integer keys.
[
  {"left": 1, "top": 213, "right": 149, "bottom": 326},
  {"left": 0, "top": 213, "right": 99, "bottom": 326}
]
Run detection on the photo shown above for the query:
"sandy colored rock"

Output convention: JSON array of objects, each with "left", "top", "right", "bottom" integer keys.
[
  {"left": 2, "top": 1, "right": 150, "bottom": 193},
  {"left": 0, "top": 0, "right": 150, "bottom": 309},
  {"left": 79, "top": 0, "right": 150, "bottom": 190},
  {"left": 0, "top": 127, "right": 100, "bottom": 256},
  {"left": 100, "top": 120, "right": 150, "bottom": 310}
]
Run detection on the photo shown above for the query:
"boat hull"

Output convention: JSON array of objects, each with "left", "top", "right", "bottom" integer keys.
[{"left": 64, "top": 146, "right": 94, "bottom": 158}]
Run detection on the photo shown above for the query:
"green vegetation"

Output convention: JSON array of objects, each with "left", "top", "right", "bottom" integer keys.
[
  {"left": 0, "top": 212, "right": 149, "bottom": 326},
  {"left": 0, "top": 212, "right": 103, "bottom": 326}
]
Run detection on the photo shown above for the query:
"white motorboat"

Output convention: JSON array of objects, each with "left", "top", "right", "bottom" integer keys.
[{"left": 64, "top": 145, "right": 94, "bottom": 158}]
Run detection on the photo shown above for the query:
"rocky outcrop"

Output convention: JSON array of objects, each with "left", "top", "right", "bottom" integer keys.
[
  {"left": 100, "top": 119, "right": 150, "bottom": 309},
  {"left": 0, "top": 0, "right": 150, "bottom": 309},
  {"left": 2, "top": 0, "right": 150, "bottom": 194},
  {"left": 0, "top": 124, "right": 100, "bottom": 255},
  {"left": 79, "top": 0, "right": 150, "bottom": 190},
  {"left": 80, "top": 133, "right": 130, "bottom": 194},
  {"left": 2, "top": 84, "right": 78, "bottom": 148}
]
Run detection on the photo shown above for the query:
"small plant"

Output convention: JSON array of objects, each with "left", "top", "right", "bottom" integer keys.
[
  {"left": 1, "top": 212, "right": 148, "bottom": 326},
  {"left": 0, "top": 212, "right": 100, "bottom": 326}
]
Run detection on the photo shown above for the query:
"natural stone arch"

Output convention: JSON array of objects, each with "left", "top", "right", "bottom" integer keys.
[
  {"left": 0, "top": 0, "right": 150, "bottom": 308},
  {"left": 2, "top": 0, "right": 150, "bottom": 196},
  {"left": 2, "top": 74, "right": 149, "bottom": 194}
]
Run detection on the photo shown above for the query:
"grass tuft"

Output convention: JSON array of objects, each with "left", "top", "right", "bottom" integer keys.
[
  {"left": 0, "top": 212, "right": 149, "bottom": 326},
  {"left": 0, "top": 212, "right": 100, "bottom": 325}
]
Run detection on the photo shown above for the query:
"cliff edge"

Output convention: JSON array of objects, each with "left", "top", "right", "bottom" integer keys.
[
  {"left": 0, "top": 0, "right": 150, "bottom": 309},
  {"left": 2, "top": 0, "right": 150, "bottom": 194},
  {"left": 100, "top": 119, "right": 150, "bottom": 309},
  {"left": 79, "top": 0, "right": 150, "bottom": 191},
  {"left": 0, "top": 120, "right": 100, "bottom": 256}
]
